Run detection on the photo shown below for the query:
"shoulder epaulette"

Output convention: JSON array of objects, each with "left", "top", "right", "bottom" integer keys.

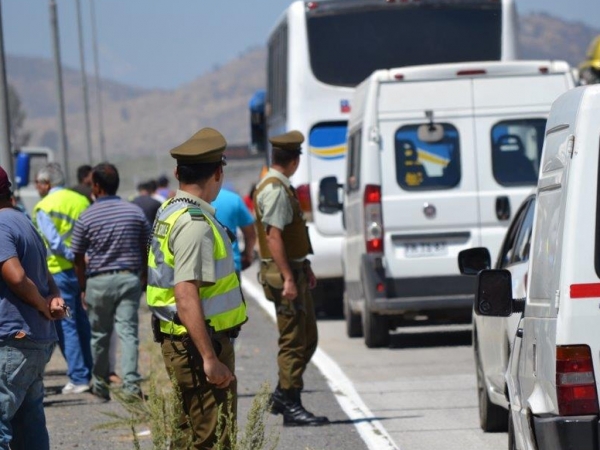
[{"left": 187, "top": 207, "right": 206, "bottom": 221}]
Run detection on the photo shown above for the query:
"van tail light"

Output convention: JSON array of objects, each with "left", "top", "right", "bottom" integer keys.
[
  {"left": 364, "top": 184, "right": 383, "bottom": 253},
  {"left": 457, "top": 69, "right": 487, "bottom": 76},
  {"left": 296, "top": 184, "right": 313, "bottom": 222},
  {"left": 556, "top": 345, "right": 599, "bottom": 416}
]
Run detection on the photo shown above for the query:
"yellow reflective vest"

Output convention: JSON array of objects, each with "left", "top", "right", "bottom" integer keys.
[
  {"left": 32, "top": 188, "right": 90, "bottom": 274},
  {"left": 146, "top": 199, "right": 247, "bottom": 335}
]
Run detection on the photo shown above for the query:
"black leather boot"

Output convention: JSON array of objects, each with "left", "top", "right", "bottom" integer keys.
[
  {"left": 270, "top": 385, "right": 287, "bottom": 415},
  {"left": 282, "top": 388, "right": 329, "bottom": 427}
]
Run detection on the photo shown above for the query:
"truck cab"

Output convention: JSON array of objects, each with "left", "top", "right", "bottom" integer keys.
[{"left": 12, "top": 146, "right": 55, "bottom": 214}]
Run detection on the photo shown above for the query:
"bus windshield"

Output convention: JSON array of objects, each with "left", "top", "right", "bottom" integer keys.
[{"left": 307, "top": 5, "right": 502, "bottom": 86}]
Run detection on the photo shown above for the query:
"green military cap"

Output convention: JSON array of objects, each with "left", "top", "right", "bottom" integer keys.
[
  {"left": 269, "top": 130, "right": 304, "bottom": 154},
  {"left": 170, "top": 127, "right": 227, "bottom": 164}
]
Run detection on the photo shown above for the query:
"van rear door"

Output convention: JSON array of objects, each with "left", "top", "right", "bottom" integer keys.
[
  {"left": 472, "top": 73, "right": 570, "bottom": 263},
  {"left": 376, "top": 79, "right": 479, "bottom": 278}
]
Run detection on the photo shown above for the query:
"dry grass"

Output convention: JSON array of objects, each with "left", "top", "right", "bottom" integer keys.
[{"left": 96, "top": 324, "right": 278, "bottom": 449}]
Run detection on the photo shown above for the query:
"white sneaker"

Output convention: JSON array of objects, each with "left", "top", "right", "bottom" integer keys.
[{"left": 61, "top": 381, "right": 90, "bottom": 395}]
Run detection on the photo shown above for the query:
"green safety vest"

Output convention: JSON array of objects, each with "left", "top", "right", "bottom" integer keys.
[
  {"left": 32, "top": 188, "right": 90, "bottom": 274},
  {"left": 146, "top": 199, "right": 247, "bottom": 335}
]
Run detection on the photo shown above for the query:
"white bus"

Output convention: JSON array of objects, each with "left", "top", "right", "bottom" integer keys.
[{"left": 252, "top": 0, "right": 518, "bottom": 315}]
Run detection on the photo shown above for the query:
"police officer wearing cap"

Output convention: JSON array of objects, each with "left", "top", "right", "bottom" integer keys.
[
  {"left": 254, "top": 130, "right": 329, "bottom": 426},
  {"left": 146, "top": 128, "right": 247, "bottom": 448}
]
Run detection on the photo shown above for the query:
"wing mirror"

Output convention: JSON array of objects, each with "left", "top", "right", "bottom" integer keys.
[
  {"left": 458, "top": 247, "right": 491, "bottom": 275},
  {"left": 474, "top": 269, "right": 525, "bottom": 317},
  {"left": 318, "top": 176, "right": 343, "bottom": 214}
]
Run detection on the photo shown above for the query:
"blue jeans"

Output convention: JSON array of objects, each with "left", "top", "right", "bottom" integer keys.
[
  {"left": 0, "top": 338, "right": 54, "bottom": 450},
  {"left": 54, "top": 269, "right": 93, "bottom": 385},
  {"left": 86, "top": 272, "right": 142, "bottom": 397}
]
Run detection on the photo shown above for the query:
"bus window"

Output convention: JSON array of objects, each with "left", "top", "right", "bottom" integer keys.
[
  {"left": 307, "top": 4, "right": 502, "bottom": 87},
  {"left": 395, "top": 124, "right": 461, "bottom": 191},
  {"left": 308, "top": 122, "right": 348, "bottom": 179},
  {"left": 491, "top": 119, "right": 546, "bottom": 186}
]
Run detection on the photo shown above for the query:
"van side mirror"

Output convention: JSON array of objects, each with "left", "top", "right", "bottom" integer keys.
[
  {"left": 458, "top": 247, "right": 491, "bottom": 275},
  {"left": 475, "top": 269, "right": 513, "bottom": 317},
  {"left": 318, "top": 176, "right": 343, "bottom": 214}
]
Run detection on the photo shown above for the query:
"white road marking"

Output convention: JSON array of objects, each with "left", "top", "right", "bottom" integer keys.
[{"left": 242, "top": 279, "right": 399, "bottom": 450}]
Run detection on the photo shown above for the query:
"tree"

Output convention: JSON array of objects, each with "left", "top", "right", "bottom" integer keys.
[{"left": 8, "top": 83, "right": 31, "bottom": 150}]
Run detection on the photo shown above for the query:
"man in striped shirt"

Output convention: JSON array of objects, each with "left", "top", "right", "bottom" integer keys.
[{"left": 71, "top": 163, "right": 151, "bottom": 400}]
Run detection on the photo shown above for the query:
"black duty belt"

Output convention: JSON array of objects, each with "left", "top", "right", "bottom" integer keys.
[
  {"left": 159, "top": 329, "right": 238, "bottom": 342},
  {"left": 88, "top": 269, "right": 136, "bottom": 278}
]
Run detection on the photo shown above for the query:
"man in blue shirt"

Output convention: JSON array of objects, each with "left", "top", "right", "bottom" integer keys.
[
  {"left": 33, "top": 163, "right": 93, "bottom": 395},
  {"left": 0, "top": 165, "right": 67, "bottom": 450},
  {"left": 212, "top": 183, "right": 256, "bottom": 277}
]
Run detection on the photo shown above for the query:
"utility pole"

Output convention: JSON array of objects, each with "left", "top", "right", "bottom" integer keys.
[
  {"left": 0, "top": 0, "right": 13, "bottom": 180},
  {"left": 49, "top": 0, "right": 70, "bottom": 185},
  {"left": 75, "top": 0, "right": 93, "bottom": 165},
  {"left": 89, "top": 0, "right": 106, "bottom": 161}
]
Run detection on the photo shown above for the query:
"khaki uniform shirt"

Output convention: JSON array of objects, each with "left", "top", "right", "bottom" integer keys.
[
  {"left": 256, "top": 168, "right": 293, "bottom": 231},
  {"left": 169, "top": 190, "right": 216, "bottom": 286}
]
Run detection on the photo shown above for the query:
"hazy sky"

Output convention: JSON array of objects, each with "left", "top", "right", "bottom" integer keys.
[{"left": 3, "top": 0, "right": 599, "bottom": 90}]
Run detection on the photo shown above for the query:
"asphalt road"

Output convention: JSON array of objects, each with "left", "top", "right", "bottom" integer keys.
[
  {"left": 44, "top": 297, "right": 365, "bottom": 450},
  {"left": 242, "top": 263, "right": 508, "bottom": 450}
]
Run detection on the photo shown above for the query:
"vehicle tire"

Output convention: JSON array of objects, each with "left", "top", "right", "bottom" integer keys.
[
  {"left": 363, "top": 309, "right": 389, "bottom": 348},
  {"left": 474, "top": 335, "right": 509, "bottom": 432},
  {"left": 344, "top": 293, "right": 363, "bottom": 338},
  {"left": 312, "top": 281, "right": 343, "bottom": 317}
]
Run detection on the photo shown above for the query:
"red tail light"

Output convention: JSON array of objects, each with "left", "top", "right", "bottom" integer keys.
[
  {"left": 457, "top": 69, "right": 486, "bottom": 76},
  {"left": 296, "top": 184, "right": 313, "bottom": 222},
  {"left": 556, "top": 345, "right": 599, "bottom": 416},
  {"left": 364, "top": 184, "right": 383, "bottom": 254}
]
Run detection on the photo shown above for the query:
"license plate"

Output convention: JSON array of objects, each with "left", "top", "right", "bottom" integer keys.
[{"left": 404, "top": 241, "right": 447, "bottom": 258}]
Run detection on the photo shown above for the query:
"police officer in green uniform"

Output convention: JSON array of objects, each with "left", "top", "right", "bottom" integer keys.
[
  {"left": 254, "top": 130, "right": 329, "bottom": 427},
  {"left": 146, "top": 128, "right": 247, "bottom": 449}
]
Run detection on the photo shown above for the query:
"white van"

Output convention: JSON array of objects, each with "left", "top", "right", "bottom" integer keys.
[
  {"left": 466, "top": 84, "right": 600, "bottom": 450},
  {"left": 318, "top": 61, "right": 575, "bottom": 347},
  {"left": 459, "top": 194, "right": 534, "bottom": 432}
]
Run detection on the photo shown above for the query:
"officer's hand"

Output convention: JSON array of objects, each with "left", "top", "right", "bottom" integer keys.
[
  {"left": 282, "top": 277, "right": 297, "bottom": 301},
  {"left": 204, "top": 358, "right": 235, "bottom": 389}
]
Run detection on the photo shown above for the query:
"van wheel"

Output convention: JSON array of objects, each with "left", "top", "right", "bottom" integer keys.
[
  {"left": 474, "top": 336, "right": 509, "bottom": 432},
  {"left": 363, "top": 310, "right": 389, "bottom": 348},
  {"left": 344, "top": 293, "right": 363, "bottom": 338},
  {"left": 312, "top": 281, "right": 343, "bottom": 317}
]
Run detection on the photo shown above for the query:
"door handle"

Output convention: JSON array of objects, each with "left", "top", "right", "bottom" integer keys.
[{"left": 496, "top": 196, "right": 511, "bottom": 221}]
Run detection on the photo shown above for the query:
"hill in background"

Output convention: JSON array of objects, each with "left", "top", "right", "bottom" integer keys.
[{"left": 8, "top": 13, "right": 599, "bottom": 168}]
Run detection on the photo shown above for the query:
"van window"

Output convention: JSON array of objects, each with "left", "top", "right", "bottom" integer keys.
[
  {"left": 512, "top": 199, "right": 535, "bottom": 264},
  {"left": 394, "top": 124, "right": 460, "bottom": 190},
  {"left": 347, "top": 130, "right": 361, "bottom": 192},
  {"left": 491, "top": 119, "right": 546, "bottom": 186}
]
